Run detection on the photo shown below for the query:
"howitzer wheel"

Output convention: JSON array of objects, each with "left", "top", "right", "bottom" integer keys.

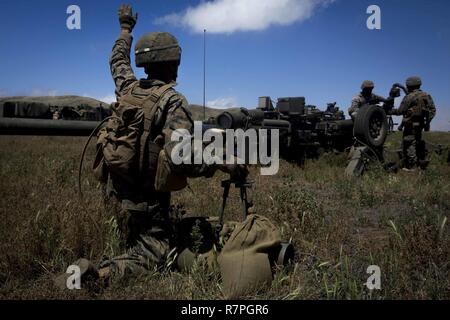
[{"left": 353, "top": 105, "right": 388, "bottom": 148}]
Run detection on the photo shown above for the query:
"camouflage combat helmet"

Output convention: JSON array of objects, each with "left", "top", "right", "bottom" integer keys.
[
  {"left": 361, "top": 80, "right": 375, "bottom": 90},
  {"left": 135, "top": 32, "right": 182, "bottom": 67},
  {"left": 406, "top": 76, "right": 422, "bottom": 88}
]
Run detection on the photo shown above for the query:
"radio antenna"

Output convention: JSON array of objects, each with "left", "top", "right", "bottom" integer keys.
[{"left": 203, "top": 29, "right": 206, "bottom": 120}]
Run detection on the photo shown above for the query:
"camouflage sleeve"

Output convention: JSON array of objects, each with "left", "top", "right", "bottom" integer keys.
[
  {"left": 109, "top": 32, "right": 138, "bottom": 98},
  {"left": 426, "top": 94, "right": 436, "bottom": 120},
  {"left": 161, "top": 93, "right": 217, "bottom": 178},
  {"left": 391, "top": 94, "right": 412, "bottom": 116},
  {"left": 348, "top": 96, "right": 361, "bottom": 115},
  {"left": 373, "top": 94, "right": 386, "bottom": 103}
]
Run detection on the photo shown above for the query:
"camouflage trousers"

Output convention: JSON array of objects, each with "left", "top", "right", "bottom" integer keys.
[
  {"left": 402, "top": 123, "right": 426, "bottom": 169},
  {"left": 99, "top": 196, "right": 174, "bottom": 277}
]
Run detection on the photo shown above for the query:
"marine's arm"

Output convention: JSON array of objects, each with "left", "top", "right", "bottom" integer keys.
[
  {"left": 373, "top": 93, "right": 387, "bottom": 103},
  {"left": 109, "top": 5, "right": 138, "bottom": 97},
  {"left": 160, "top": 94, "right": 217, "bottom": 178},
  {"left": 391, "top": 95, "right": 411, "bottom": 116},
  {"left": 426, "top": 94, "right": 436, "bottom": 121},
  {"left": 422, "top": 93, "right": 436, "bottom": 132},
  {"left": 160, "top": 94, "right": 247, "bottom": 179},
  {"left": 348, "top": 96, "right": 361, "bottom": 116}
]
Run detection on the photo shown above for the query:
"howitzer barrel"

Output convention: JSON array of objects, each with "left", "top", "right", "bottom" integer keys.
[
  {"left": 217, "top": 109, "right": 265, "bottom": 129},
  {"left": 328, "top": 119, "right": 354, "bottom": 130},
  {"left": 0, "top": 118, "right": 100, "bottom": 136},
  {"left": 261, "top": 119, "right": 291, "bottom": 130},
  {"left": 216, "top": 108, "right": 291, "bottom": 131}
]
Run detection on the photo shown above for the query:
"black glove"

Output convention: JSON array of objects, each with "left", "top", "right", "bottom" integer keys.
[
  {"left": 118, "top": 4, "right": 138, "bottom": 31},
  {"left": 389, "top": 87, "right": 401, "bottom": 98}
]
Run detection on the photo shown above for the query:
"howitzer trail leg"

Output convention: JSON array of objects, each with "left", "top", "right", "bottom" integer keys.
[{"left": 345, "top": 146, "right": 368, "bottom": 177}]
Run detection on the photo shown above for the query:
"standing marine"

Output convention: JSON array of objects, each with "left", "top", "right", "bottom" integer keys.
[
  {"left": 348, "top": 80, "right": 386, "bottom": 120},
  {"left": 391, "top": 76, "right": 436, "bottom": 170}
]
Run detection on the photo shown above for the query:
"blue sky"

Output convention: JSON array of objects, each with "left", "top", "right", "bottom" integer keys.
[{"left": 0, "top": 0, "right": 449, "bottom": 130}]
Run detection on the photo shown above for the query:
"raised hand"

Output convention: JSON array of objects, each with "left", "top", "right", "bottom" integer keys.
[{"left": 118, "top": 4, "right": 138, "bottom": 32}]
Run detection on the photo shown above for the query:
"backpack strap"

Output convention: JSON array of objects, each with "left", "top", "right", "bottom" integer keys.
[
  {"left": 139, "top": 82, "right": 177, "bottom": 174},
  {"left": 118, "top": 82, "right": 142, "bottom": 106},
  {"left": 415, "top": 92, "right": 429, "bottom": 109}
]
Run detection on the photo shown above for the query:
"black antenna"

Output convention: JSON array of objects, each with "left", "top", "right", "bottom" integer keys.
[{"left": 203, "top": 29, "right": 206, "bottom": 120}]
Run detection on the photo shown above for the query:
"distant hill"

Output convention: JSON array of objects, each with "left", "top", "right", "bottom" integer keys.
[
  {"left": 0, "top": 96, "right": 225, "bottom": 121},
  {"left": 0, "top": 95, "right": 109, "bottom": 108},
  {"left": 0, "top": 95, "right": 112, "bottom": 120}
]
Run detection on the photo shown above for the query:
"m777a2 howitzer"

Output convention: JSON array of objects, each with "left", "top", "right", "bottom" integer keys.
[
  {"left": 203, "top": 89, "right": 399, "bottom": 176},
  {"left": 204, "top": 97, "right": 354, "bottom": 165}
]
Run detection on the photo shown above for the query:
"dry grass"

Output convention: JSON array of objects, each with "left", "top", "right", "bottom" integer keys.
[{"left": 0, "top": 132, "right": 449, "bottom": 300}]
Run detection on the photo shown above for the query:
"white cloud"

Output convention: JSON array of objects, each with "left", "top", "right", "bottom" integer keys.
[
  {"left": 207, "top": 97, "right": 241, "bottom": 109},
  {"left": 83, "top": 93, "right": 116, "bottom": 104},
  {"left": 156, "top": 0, "right": 334, "bottom": 34},
  {"left": 97, "top": 94, "right": 116, "bottom": 104}
]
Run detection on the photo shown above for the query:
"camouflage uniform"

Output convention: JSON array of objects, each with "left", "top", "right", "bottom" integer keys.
[
  {"left": 99, "top": 32, "right": 215, "bottom": 276},
  {"left": 326, "top": 103, "right": 345, "bottom": 120},
  {"left": 391, "top": 89, "right": 436, "bottom": 169},
  {"left": 348, "top": 92, "right": 385, "bottom": 119}
]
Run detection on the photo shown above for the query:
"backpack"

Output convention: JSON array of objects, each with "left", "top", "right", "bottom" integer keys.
[
  {"left": 217, "top": 214, "right": 282, "bottom": 298},
  {"left": 409, "top": 91, "right": 431, "bottom": 119},
  {"left": 93, "top": 82, "right": 181, "bottom": 190}
]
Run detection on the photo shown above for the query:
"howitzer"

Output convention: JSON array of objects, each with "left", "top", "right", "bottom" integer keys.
[
  {"left": 204, "top": 97, "right": 362, "bottom": 165},
  {"left": 203, "top": 108, "right": 291, "bottom": 131},
  {"left": 205, "top": 97, "right": 356, "bottom": 165},
  {"left": 0, "top": 117, "right": 100, "bottom": 136},
  {"left": 204, "top": 90, "right": 401, "bottom": 176}
]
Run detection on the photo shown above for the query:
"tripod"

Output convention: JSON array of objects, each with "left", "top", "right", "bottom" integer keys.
[{"left": 218, "top": 179, "right": 254, "bottom": 229}]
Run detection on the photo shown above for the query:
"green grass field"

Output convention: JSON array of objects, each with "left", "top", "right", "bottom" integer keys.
[{"left": 0, "top": 131, "right": 449, "bottom": 299}]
